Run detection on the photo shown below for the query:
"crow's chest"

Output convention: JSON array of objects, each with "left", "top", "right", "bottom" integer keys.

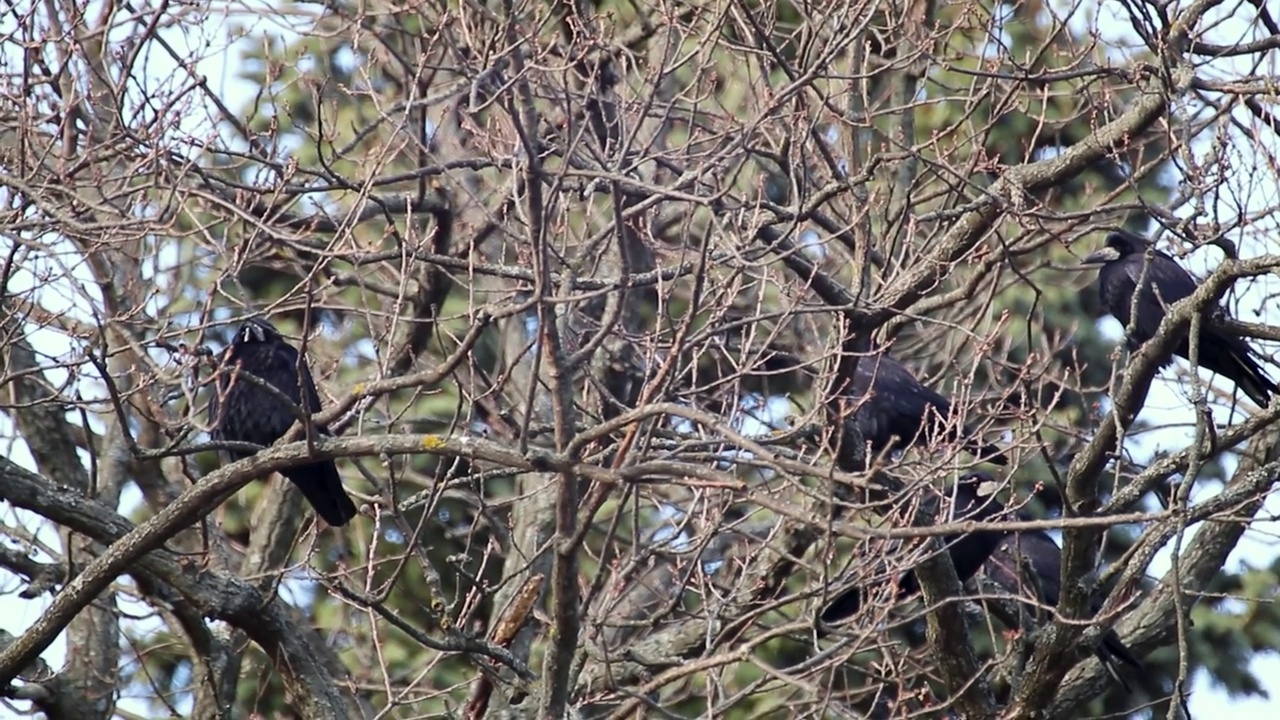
[
  {"left": 214, "top": 349, "right": 307, "bottom": 441},
  {"left": 221, "top": 351, "right": 304, "bottom": 399}
]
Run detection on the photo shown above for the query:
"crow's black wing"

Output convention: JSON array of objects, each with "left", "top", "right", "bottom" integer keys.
[
  {"left": 1101, "top": 251, "right": 1198, "bottom": 345},
  {"left": 851, "top": 354, "right": 1006, "bottom": 464},
  {"left": 987, "top": 531, "right": 1141, "bottom": 686},
  {"left": 256, "top": 340, "right": 356, "bottom": 525},
  {"left": 895, "top": 529, "right": 1007, "bottom": 599},
  {"left": 822, "top": 475, "right": 1007, "bottom": 623},
  {"left": 1107, "top": 252, "right": 1276, "bottom": 404},
  {"left": 894, "top": 475, "right": 1008, "bottom": 598},
  {"left": 262, "top": 342, "right": 356, "bottom": 525},
  {"left": 933, "top": 477, "right": 1008, "bottom": 583},
  {"left": 1014, "top": 531, "right": 1062, "bottom": 603},
  {"left": 850, "top": 353, "right": 939, "bottom": 452},
  {"left": 210, "top": 335, "right": 357, "bottom": 526}
]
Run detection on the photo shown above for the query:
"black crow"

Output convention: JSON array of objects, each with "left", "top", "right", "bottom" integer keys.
[
  {"left": 1081, "top": 230, "right": 1277, "bottom": 406},
  {"left": 209, "top": 318, "right": 358, "bottom": 526},
  {"left": 985, "top": 531, "right": 1143, "bottom": 689},
  {"left": 848, "top": 351, "right": 1007, "bottom": 466},
  {"left": 821, "top": 472, "right": 1008, "bottom": 623}
]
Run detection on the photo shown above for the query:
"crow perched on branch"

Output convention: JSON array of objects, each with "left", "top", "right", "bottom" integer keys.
[
  {"left": 208, "top": 317, "right": 358, "bottom": 527},
  {"left": 985, "top": 530, "right": 1144, "bottom": 690},
  {"left": 1081, "top": 230, "right": 1278, "bottom": 406},
  {"left": 821, "top": 472, "right": 1008, "bottom": 623},
  {"left": 847, "top": 351, "right": 1008, "bottom": 466}
]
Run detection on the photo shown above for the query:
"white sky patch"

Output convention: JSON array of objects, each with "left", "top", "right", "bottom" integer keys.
[{"left": 648, "top": 503, "right": 694, "bottom": 552}]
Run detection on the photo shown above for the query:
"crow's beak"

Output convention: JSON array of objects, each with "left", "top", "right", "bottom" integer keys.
[{"left": 1080, "top": 248, "right": 1119, "bottom": 266}]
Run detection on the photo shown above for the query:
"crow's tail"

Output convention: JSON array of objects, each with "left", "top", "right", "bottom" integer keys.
[
  {"left": 283, "top": 461, "right": 358, "bottom": 526},
  {"left": 1228, "top": 349, "right": 1279, "bottom": 407},
  {"left": 1095, "top": 629, "right": 1143, "bottom": 692}
]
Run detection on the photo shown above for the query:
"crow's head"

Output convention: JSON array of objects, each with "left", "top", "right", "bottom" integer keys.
[
  {"left": 1081, "top": 230, "right": 1149, "bottom": 265},
  {"left": 950, "top": 471, "right": 1004, "bottom": 522},
  {"left": 236, "top": 317, "right": 282, "bottom": 345},
  {"left": 955, "top": 470, "right": 998, "bottom": 495}
]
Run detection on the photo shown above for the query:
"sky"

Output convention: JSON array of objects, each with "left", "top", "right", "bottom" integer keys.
[{"left": 2, "top": 1, "right": 1279, "bottom": 717}]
